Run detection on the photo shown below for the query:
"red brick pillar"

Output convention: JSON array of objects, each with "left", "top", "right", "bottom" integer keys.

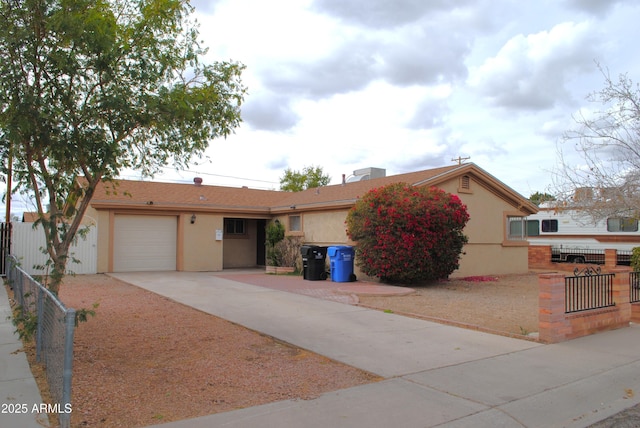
[
  {"left": 538, "top": 273, "right": 569, "bottom": 343},
  {"left": 605, "top": 249, "right": 617, "bottom": 269},
  {"left": 529, "top": 245, "right": 552, "bottom": 269},
  {"left": 611, "top": 267, "right": 631, "bottom": 325}
]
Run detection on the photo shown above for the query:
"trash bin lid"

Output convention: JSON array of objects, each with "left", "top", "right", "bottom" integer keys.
[
  {"left": 301, "top": 245, "right": 319, "bottom": 256},
  {"left": 327, "top": 245, "right": 351, "bottom": 257}
]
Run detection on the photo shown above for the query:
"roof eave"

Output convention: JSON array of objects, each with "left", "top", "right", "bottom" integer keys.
[{"left": 90, "top": 201, "right": 273, "bottom": 215}]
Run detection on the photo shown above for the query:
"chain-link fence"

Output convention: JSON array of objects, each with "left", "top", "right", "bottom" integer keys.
[{"left": 5, "top": 255, "right": 75, "bottom": 428}]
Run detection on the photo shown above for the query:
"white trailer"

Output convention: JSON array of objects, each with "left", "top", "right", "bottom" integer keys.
[{"left": 526, "top": 207, "right": 640, "bottom": 264}]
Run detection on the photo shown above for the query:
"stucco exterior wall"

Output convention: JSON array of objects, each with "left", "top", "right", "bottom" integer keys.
[
  {"left": 182, "top": 214, "right": 223, "bottom": 271},
  {"left": 299, "top": 210, "right": 350, "bottom": 245},
  {"left": 452, "top": 244, "right": 529, "bottom": 277},
  {"left": 87, "top": 168, "right": 531, "bottom": 276},
  {"left": 438, "top": 179, "right": 508, "bottom": 245},
  {"left": 223, "top": 219, "right": 259, "bottom": 269},
  {"left": 90, "top": 206, "right": 110, "bottom": 273},
  {"left": 293, "top": 176, "right": 530, "bottom": 279}
]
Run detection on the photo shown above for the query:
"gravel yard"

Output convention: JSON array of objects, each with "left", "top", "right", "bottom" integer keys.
[
  {"left": 17, "top": 271, "right": 541, "bottom": 427},
  {"left": 54, "top": 275, "right": 380, "bottom": 427},
  {"left": 358, "top": 273, "right": 540, "bottom": 338}
]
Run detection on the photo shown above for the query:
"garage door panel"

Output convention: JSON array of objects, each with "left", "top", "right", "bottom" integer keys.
[{"left": 114, "top": 215, "right": 177, "bottom": 272}]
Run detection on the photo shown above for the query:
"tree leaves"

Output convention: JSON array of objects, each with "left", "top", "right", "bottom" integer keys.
[
  {"left": 279, "top": 165, "right": 331, "bottom": 192},
  {"left": 0, "top": 0, "right": 245, "bottom": 292}
]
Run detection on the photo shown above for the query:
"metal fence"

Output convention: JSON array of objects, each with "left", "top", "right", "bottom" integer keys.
[
  {"left": 565, "top": 266, "right": 615, "bottom": 313},
  {"left": 551, "top": 246, "right": 606, "bottom": 264},
  {"left": 0, "top": 223, "right": 10, "bottom": 276},
  {"left": 617, "top": 250, "right": 633, "bottom": 266},
  {"left": 5, "top": 255, "right": 75, "bottom": 428},
  {"left": 631, "top": 271, "right": 640, "bottom": 304}
]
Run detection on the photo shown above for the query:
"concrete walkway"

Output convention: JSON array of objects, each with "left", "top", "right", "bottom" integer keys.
[
  {"left": 106, "top": 271, "right": 640, "bottom": 428},
  {"left": 0, "top": 282, "right": 49, "bottom": 428}
]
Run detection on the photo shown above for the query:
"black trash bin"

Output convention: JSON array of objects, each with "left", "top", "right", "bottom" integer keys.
[{"left": 300, "top": 245, "right": 328, "bottom": 280}]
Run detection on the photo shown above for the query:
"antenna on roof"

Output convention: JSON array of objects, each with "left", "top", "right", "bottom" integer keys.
[{"left": 451, "top": 156, "right": 470, "bottom": 165}]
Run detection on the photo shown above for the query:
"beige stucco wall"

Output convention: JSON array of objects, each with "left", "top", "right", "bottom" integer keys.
[
  {"left": 182, "top": 214, "right": 223, "bottom": 271},
  {"left": 293, "top": 176, "right": 530, "bottom": 279},
  {"left": 89, "top": 206, "right": 110, "bottom": 273},
  {"left": 452, "top": 244, "right": 529, "bottom": 277},
  {"left": 299, "top": 210, "right": 350, "bottom": 245},
  {"left": 92, "top": 207, "right": 264, "bottom": 272},
  {"left": 223, "top": 219, "right": 259, "bottom": 269},
  {"left": 89, "top": 173, "right": 529, "bottom": 276}
]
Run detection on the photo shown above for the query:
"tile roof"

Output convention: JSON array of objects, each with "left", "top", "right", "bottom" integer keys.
[{"left": 88, "top": 163, "right": 538, "bottom": 215}]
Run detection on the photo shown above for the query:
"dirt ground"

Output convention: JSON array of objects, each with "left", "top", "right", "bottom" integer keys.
[
  {"left": 358, "top": 273, "right": 540, "bottom": 338},
  {"left": 18, "top": 271, "right": 540, "bottom": 427},
  {"left": 34, "top": 275, "right": 381, "bottom": 428}
]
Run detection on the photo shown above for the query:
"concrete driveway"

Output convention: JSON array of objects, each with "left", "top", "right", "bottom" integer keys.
[{"left": 109, "top": 271, "right": 640, "bottom": 428}]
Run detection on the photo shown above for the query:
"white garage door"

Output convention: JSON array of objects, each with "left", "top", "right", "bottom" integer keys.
[{"left": 113, "top": 215, "right": 177, "bottom": 272}]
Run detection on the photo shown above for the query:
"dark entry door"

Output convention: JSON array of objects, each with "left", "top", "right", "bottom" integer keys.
[{"left": 256, "top": 219, "right": 266, "bottom": 266}]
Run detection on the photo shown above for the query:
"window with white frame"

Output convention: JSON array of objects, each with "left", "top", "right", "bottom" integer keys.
[{"left": 507, "top": 216, "right": 526, "bottom": 240}]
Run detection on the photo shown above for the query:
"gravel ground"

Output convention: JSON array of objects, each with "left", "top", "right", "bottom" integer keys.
[
  {"left": 19, "top": 271, "right": 639, "bottom": 427},
  {"left": 358, "top": 273, "right": 540, "bottom": 337},
  {"left": 588, "top": 404, "right": 640, "bottom": 427},
  {"left": 50, "top": 275, "right": 381, "bottom": 428}
]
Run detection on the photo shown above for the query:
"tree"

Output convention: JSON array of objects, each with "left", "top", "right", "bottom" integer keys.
[
  {"left": 345, "top": 183, "right": 469, "bottom": 284},
  {"left": 279, "top": 165, "right": 330, "bottom": 192},
  {"left": 553, "top": 65, "right": 640, "bottom": 218},
  {"left": 529, "top": 192, "right": 556, "bottom": 206},
  {"left": 0, "top": 0, "right": 245, "bottom": 293}
]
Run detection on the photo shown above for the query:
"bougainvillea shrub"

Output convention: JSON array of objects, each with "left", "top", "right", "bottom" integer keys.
[{"left": 346, "top": 183, "right": 470, "bottom": 284}]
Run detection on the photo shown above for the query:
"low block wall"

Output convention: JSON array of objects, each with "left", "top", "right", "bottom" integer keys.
[
  {"left": 538, "top": 268, "right": 632, "bottom": 343},
  {"left": 632, "top": 303, "right": 640, "bottom": 323},
  {"left": 530, "top": 246, "right": 623, "bottom": 272}
]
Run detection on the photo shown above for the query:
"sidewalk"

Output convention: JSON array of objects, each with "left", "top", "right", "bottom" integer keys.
[
  {"left": 110, "top": 271, "right": 640, "bottom": 428},
  {"left": 0, "top": 282, "right": 49, "bottom": 428}
]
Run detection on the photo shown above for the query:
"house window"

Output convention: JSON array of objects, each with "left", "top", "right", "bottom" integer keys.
[
  {"left": 541, "top": 219, "right": 558, "bottom": 233},
  {"left": 507, "top": 216, "right": 526, "bottom": 241},
  {"left": 289, "top": 215, "right": 302, "bottom": 232},
  {"left": 607, "top": 217, "right": 638, "bottom": 232},
  {"left": 225, "top": 218, "right": 246, "bottom": 235},
  {"left": 527, "top": 220, "right": 540, "bottom": 236}
]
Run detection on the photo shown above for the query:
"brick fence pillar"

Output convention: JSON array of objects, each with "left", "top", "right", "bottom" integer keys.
[
  {"left": 605, "top": 249, "right": 617, "bottom": 269},
  {"left": 529, "top": 245, "right": 552, "bottom": 270},
  {"left": 538, "top": 273, "right": 569, "bottom": 343},
  {"left": 611, "top": 267, "right": 631, "bottom": 324}
]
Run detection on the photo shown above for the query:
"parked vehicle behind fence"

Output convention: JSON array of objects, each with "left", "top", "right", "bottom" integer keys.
[{"left": 526, "top": 206, "right": 640, "bottom": 265}]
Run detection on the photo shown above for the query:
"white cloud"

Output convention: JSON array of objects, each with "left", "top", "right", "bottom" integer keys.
[
  {"left": 7, "top": 0, "right": 640, "bottom": 219},
  {"left": 468, "top": 21, "right": 603, "bottom": 110},
  {"left": 311, "top": 0, "right": 473, "bottom": 28}
]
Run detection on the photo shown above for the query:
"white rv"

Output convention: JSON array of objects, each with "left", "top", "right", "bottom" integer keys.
[{"left": 526, "top": 207, "right": 640, "bottom": 265}]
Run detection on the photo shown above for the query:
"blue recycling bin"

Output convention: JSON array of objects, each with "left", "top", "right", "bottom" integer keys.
[{"left": 327, "top": 246, "right": 356, "bottom": 282}]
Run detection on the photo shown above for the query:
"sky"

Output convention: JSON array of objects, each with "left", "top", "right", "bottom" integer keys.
[
  {"left": 5, "top": 0, "right": 640, "bottom": 217},
  {"left": 165, "top": 0, "right": 640, "bottom": 195}
]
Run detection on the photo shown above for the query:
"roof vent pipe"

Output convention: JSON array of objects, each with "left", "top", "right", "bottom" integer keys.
[
  {"left": 194, "top": 177, "right": 203, "bottom": 186},
  {"left": 342, "top": 174, "right": 346, "bottom": 185}
]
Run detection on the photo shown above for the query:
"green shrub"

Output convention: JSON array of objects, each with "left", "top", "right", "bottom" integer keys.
[
  {"left": 266, "top": 221, "right": 285, "bottom": 266},
  {"left": 631, "top": 247, "right": 640, "bottom": 272}
]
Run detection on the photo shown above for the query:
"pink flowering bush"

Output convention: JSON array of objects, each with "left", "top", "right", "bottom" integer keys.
[{"left": 346, "top": 183, "right": 470, "bottom": 284}]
